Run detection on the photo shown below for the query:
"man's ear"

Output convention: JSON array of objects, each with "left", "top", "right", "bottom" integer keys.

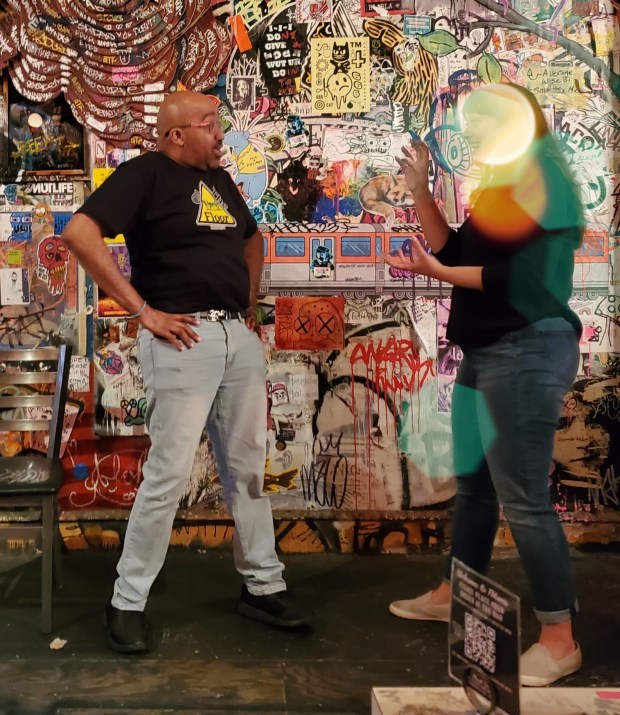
[{"left": 169, "top": 128, "right": 184, "bottom": 145}]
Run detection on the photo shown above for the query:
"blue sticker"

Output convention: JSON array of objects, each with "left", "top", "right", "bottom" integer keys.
[
  {"left": 54, "top": 212, "right": 73, "bottom": 235},
  {"left": 9, "top": 212, "right": 32, "bottom": 241}
]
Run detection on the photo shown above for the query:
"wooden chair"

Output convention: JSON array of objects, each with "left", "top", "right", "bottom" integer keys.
[{"left": 0, "top": 344, "right": 72, "bottom": 633}]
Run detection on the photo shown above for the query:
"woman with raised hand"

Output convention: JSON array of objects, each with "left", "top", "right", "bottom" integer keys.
[{"left": 386, "top": 83, "right": 584, "bottom": 687}]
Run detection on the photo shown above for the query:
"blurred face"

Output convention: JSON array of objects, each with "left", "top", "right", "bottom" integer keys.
[
  {"left": 462, "top": 111, "right": 502, "bottom": 164},
  {"left": 461, "top": 87, "right": 536, "bottom": 167}
]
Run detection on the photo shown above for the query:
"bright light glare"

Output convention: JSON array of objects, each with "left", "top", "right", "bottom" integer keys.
[
  {"left": 461, "top": 84, "right": 536, "bottom": 166},
  {"left": 27, "top": 113, "right": 43, "bottom": 129}
]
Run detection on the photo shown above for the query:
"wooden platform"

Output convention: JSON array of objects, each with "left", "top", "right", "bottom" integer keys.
[{"left": 372, "top": 687, "right": 620, "bottom": 714}]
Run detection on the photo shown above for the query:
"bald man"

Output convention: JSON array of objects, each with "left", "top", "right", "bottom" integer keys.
[{"left": 62, "top": 92, "right": 310, "bottom": 654}]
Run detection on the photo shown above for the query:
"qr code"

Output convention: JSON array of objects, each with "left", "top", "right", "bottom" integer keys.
[{"left": 464, "top": 612, "right": 497, "bottom": 673}]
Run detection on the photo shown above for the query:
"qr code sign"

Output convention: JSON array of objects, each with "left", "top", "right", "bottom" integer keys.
[{"left": 464, "top": 612, "right": 497, "bottom": 673}]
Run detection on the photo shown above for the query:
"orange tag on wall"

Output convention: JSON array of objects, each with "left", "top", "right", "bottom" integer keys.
[{"left": 228, "top": 15, "right": 252, "bottom": 52}]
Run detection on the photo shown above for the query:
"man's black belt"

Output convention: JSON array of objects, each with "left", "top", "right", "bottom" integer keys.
[{"left": 199, "top": 309, "right": 244, "bottom": 321}]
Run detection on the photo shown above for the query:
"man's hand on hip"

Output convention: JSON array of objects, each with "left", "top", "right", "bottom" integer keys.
[
  {"left": 244, "top": 305, "right": 261, "bottom": 335},
  {"left": 140, "top": 305, "right": 201, "bottom": 350}
]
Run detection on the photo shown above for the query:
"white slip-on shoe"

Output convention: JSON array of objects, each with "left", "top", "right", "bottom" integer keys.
[
  {"left": 520, "top": 642, "right": 582, "bottom": 687},
  {"left": 389, "top": 591, "right": 450, "bottom": 622}
]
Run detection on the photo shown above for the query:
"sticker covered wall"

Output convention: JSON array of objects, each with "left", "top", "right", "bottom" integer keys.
[{"left": 0, "top": 0, "right": 618, "bottom": 531}]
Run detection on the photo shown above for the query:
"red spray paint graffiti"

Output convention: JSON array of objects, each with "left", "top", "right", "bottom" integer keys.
[
  {"left": 348, "top": 335, "right": 435, "bottom": 508},
  {"left": 349, "top": 336, "right": 434, "bottom": 393}
]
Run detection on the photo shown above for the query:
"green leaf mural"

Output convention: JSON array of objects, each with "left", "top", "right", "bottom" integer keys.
[
  {"left": 418, "top": 30, "right": 459, "bottom": 57},
  {"left": 477, "top": 53, "right": 503, "bottom": 84}
]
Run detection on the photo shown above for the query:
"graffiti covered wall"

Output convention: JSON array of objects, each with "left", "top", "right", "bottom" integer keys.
[{"left": 0, "top": 0, "right": 619, "bottom": 549}]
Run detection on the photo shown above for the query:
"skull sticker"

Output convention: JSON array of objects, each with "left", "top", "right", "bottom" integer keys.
[
  {"left": 270, "top": 382, "right": 289, "bottom": 406},
  {"left": 37, "top": 235, "right": 69, "bottom": 295}
]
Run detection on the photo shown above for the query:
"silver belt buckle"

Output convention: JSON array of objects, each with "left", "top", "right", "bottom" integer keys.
[{"left": 204, "top": 309, "right": 225, "bottom": 321}]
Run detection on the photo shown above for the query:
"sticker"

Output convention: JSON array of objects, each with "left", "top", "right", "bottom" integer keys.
[
  {"left": 0, "top": 267, "right": 29, "bottom": 305},
  {"left": 311, "top": 38, "right": 370, "bottom": 114}
]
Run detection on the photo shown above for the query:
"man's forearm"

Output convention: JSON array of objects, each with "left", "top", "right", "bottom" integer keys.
[
  {"left": 244, "top": 229, "right": 264, "bottom": 307},
  {"left": 61, "top": 213, "right": 145, "bottom": 315}
]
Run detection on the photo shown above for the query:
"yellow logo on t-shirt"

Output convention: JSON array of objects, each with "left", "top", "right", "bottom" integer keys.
[{"left": 193, "top": 181, "right": 237, "bottom": 229}]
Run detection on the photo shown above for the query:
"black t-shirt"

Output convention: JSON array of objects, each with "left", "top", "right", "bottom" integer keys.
[
  {"left": 78, "top": 151, "right": 258, "bottom": 313},
  {"left": 435, "top": 158, "right": 583, "bottom": 351}
]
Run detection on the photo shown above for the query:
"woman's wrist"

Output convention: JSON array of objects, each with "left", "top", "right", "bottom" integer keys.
[{"left": 412, "top": 186, "right": 434, "bottom": 203}]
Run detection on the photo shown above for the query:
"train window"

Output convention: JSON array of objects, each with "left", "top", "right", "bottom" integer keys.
[
  {"left": 263, "top": 236, "right": 268, "bottom": 257},
  {"left": 341, "top": 237, "right": 371, "bottom": 257},
  {"left": 312, "top": 238, "right": 334, "bottom": 256},
  {"left": 275, "top": 237, "right": 305, "bottom": 257},
  {"left": 375, "top": 236, "right": 382, "bottom": 255},
  {"left": 389, "top": 237, "right": 409, "bottom": 253}
]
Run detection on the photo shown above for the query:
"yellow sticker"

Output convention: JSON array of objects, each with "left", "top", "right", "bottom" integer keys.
[
  {"left": 6, "top": 249, "right": 22, "bottom": 266},
  {"left": 92, "top": 167, "right": 115, "bottom": 190}
]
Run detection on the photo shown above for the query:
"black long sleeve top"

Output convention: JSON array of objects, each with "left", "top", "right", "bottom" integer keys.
[{"left": 434, "top": 156, "right": 583, "bottom": 351}]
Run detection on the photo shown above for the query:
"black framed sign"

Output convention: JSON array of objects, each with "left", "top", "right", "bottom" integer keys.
[
  {"left": 3, "top": 76, "right": 86, "bottom": 179},
  {"left": 449, "top": 559, "right": 521, "bottom": 715}
]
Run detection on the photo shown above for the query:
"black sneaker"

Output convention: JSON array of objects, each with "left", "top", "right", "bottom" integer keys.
[
  {"left": 238, "top": 585, "right": 312, "bottom": 629},
  {"left": 105, "top": 604, "right": 149, "bottom": 654}
]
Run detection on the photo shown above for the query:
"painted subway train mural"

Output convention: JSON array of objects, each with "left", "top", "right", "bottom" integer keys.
[{"left": 0, "top": 0, "right": 618, "bottom": 541}]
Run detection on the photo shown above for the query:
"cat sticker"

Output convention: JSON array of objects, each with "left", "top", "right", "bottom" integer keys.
[{"left": 311, "top": 37, "right": 370, "bottom": 114}]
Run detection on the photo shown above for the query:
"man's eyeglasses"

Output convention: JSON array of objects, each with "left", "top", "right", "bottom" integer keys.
[{"left": 163, "top": 118, "right": 225, "bottom": 137}]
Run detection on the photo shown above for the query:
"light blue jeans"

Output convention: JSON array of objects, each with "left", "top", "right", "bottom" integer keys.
[
  {"left": 444, "top": 318, "right": 580, "bottom": 624},
  {"left": 112, "top": 317, "right": 285, "bottom": 611}
]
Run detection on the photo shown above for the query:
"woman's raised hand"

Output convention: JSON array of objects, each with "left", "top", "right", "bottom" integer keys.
[
  {"left": 381, "top": 239, "right": 443, "bottom": 279},
  {"left": 395, "top": 140, "right": 431, "bottom": 199}
]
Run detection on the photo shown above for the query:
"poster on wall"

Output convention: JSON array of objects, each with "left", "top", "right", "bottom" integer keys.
[
  {"left": 360, "top": 0, "right": 415, "bottom": 15},
  {"left": 437, "top": 299, "right": 462, "bottom": 413},
  {"left": 93, "top": 318, "right": 146, "bottom": 436},
  {"left": 321, "top": 127, "right": 411, "bottom": 169},
  {"left": 522, "top": 60, "right": 585, "bottom": 106},
  {"left": 258, "top": 21, "right": 306, "bottom": 97},
  {"left": 0, "top": 266, "right": 29, "bottom": 305},
  {"left": 267, "top": 367, "right": 317, "bottom": 446},
  {"left": 230, "top": 76, "right": 256, "bottom": 111},
  {"left": 96, "top": 243, "right": 132, "bottom": 317},
  {"left": 92, "top": 168, "right": 126, "bottom": 244},
  {"left": 3, "top": 79, "right": 86, "bottom": 179},
  {"left": 295, "top": 0, "right": 333, "bottom": 22},
  {"left": 0, "top": 211, "right": 31, "bottom": 242},
  {"left": 0, "top": 183, "right": 82, "bottom": 348},
  {"left": 311, "top": 37, "right": 370, "bottom": 114},
  {"left": 275, "top": 296, "right": 345, "bottom": 350},
  {"left": 402, "top": 15, "right": 433, "bottom": 34}
]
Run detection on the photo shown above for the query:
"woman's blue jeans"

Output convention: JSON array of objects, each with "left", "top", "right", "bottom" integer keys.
[{"left": 444, "top": 318, "right": 580, "bottom": 624}]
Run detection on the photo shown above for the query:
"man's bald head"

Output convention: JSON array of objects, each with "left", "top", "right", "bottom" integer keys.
[
  {"left": 156, "top": 91, "right": 219, "bottom": 149},
  {"left": 155, "top": 91, "right": 224, "bottom": 170}
]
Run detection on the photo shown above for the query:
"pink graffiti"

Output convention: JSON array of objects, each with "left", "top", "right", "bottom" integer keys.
[{"left": 388, "top": 266, "right": 414, "bottom": 279}]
